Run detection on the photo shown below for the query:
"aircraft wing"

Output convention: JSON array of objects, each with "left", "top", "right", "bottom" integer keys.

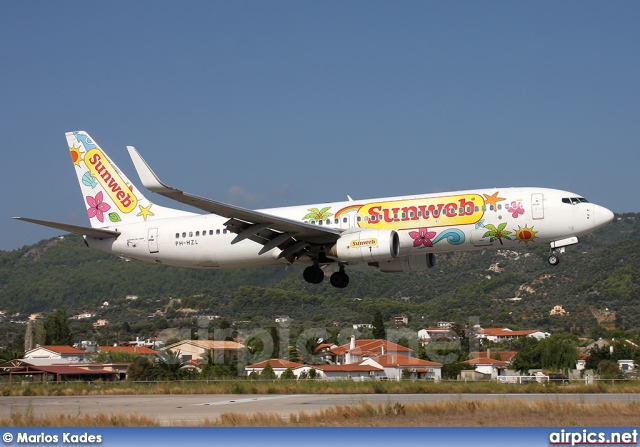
[
  {"left": 127, "top": 146, "right": 341, "bottom": 262},
  {"left": 13, "top": 217, "right": 121, "bottom": 239}
]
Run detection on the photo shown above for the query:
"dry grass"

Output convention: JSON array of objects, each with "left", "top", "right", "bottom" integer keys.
[
  {"left": 2, "top": 379, "right": 639, "bottom": 397},
  {"left": 210, "top": 400, "right": 640, "bottom": 427},
  {"left": 1, "top": 409, "right": 159, "bottom": 427},
  {"left": 3, "top": 400, "right": 639, "bottom": 427}
]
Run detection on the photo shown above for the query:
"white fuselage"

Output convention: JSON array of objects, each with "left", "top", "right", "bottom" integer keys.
[{"left": 86, "top": 187, "right": 613, "bottom": 269}]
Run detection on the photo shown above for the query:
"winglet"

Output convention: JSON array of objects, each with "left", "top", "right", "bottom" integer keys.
[{"left": 126, "top": 146, "right": 176, "bottom": 194}]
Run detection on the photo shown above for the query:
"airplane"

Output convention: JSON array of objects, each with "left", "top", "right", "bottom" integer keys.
[{"left": 15, "top": 131, "right": 615, "bottom": 288}]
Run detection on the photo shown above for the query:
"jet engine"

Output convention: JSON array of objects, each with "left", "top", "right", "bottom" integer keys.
[
  {"left": 373, "top": 253, "right": 435, "bottom": 272},
  {"left": 326, "top": 229, "right": 399, "bottom": 262}
]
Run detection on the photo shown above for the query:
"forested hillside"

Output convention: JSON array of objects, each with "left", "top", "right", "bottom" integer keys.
[{"left": 0, "top": 214, "right": 639, "bottom": 348}]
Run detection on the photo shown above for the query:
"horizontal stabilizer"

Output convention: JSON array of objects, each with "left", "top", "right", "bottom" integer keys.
[{"left": 13, "top": 217, "right": 120, "bottom": 239}]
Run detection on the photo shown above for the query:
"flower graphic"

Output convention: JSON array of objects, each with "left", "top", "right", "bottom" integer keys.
[
  {"left": 508, "top": 201, "right": 525, "bottom": 218},
  {"left": 86, "top": 191, "right": 111, "bottom": 223},
  {"left": 409, "top": 227, "right": 436, "bottom": 247}
]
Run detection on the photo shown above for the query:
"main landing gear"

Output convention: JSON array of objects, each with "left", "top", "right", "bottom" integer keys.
[
  {"left": 330, "top": 265, "right": 349, "bottom": 289},
  {"left": 303, "top": 264, "right": 350, "bottom": 288}
]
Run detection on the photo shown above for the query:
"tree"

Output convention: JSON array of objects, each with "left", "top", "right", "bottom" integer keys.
[
  {"left": 260, "top": 362, "right": 277, "bottom": 380},
  {"left": 372, "top": 309, "right": 386, "bottom": 339},
  {"left": 44, "top": 307, "right": 73, "bottom": 345},
  {"left": 510, "top": 337, "right": 542, "bottom": 373},
  {"left": 597, "top": 360, "right": 626, "bottom": 380},
  {"left": 280, "top": 368, "right": 296, "bottom": 380},
  {"left": 153, "top": 349, "right": 186, "bottom": 380},
  {"left": 127, "top": 356, "right": 154, "bottom": 381},
  {"left": 539, "top": 333, "right": 578, "bottom": 374}
]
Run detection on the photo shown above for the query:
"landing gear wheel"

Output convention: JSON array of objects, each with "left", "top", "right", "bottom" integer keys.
[
  {"left": 330, "top": 271, "right": 350, "bottom": 288},
  {"left": 303, "top": 266, "right": 324, "bottom": 284},
  {"left": 548, "top": 254, "right": 560, "bottom": 266}
]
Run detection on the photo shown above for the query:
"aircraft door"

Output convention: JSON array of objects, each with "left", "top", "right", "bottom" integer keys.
[
  {"left": 531, "top": 194, "right": 544, "bottom": 220},
  {"left": 148, "top": 228, "right": 159, "bottom": 253},
  {"left": 339, "top": 213, "right": 354, "bottom": 229}
]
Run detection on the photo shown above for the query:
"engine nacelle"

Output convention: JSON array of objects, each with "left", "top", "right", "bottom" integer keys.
[
  {"left": 374, "top": 253, "right": 435, "bottom": 273},
  {"left": 326, "top": 229, "right": 399, "bottom": 262}
]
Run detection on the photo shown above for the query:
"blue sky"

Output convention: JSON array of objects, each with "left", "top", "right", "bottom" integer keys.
[{"left": 1, "top": 2, "right": 639, "bottom": 251}]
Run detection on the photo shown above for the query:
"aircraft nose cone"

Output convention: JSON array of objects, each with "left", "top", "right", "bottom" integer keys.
[{"left": 593, "top": 204, "right": 614, "bottom": 229}]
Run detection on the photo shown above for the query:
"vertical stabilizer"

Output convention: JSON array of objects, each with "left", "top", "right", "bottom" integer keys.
[{"left": 67, "top": 131, "right": 193, "bottom": 227}]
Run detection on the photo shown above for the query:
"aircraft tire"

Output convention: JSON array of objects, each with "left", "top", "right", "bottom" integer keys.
[
  {"left": 330, "top": 271, "right": 350, "bottom": 288},
  {"left": 548, "top": 255, "right": 560, "bottom": 266},
  {"left": 303, "top": 266, "right": 324, "bottom": 284}
]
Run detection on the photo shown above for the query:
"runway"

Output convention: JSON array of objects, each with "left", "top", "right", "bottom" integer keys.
[{"left": 2, "top": 393, "right": 640, "bottom": 425}]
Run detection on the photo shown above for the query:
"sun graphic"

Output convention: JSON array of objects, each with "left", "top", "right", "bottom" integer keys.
[
  {"left": 514, "top": 225, "right": 537, "bottom": 244},
  {"left": 69, "top": 146, "right": 83, "bottom": 166}
]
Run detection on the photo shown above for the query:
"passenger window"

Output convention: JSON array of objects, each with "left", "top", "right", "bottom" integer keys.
[
  {"left": 175, "top": 233, "right": 179, "bottom": 239},
  {"left": 209, "top": 230, "right": 213, "bottom": 235},
  {"left": 326, "top": 219, "right": 331, "bottom": 225},
  {"left": 216, "top": 229, "right": 220, "bottom": 235},
  {"left": 335, "top": 219, "right": 339, "bottom": 224},
  {"left": 196, "top": 231, "right": 200, "bottom": 236},
  {"left": 223, "top": 229, "right": 227, "bottom": 234},
  {"left": 357, "top": 216, "right": 362, "bottom": 222},
  {"left": 342, "top": 217, "right": 347, "bottom": 223},
  {"left": 318, "top": 220, "right": 323, "bottom": 225},
  {"left": 182, "top": 232, "right": 186, "bottom": 238},
  {"left": 189, "top": 232, "right": 193, "bottom": 237}
]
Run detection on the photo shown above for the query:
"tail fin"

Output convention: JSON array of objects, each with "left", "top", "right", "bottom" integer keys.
[{"left": 67, "top": 131, "right": 193, "bottom": 227}]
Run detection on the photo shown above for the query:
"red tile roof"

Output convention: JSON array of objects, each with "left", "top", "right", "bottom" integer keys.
[
  {"left": 330, "top": 339, "right": 413, "bottom": 356},
  {"left": 366, "top": 354, "right": 442, "bottom": 368},
  {"left": 245, "top": 359, "right": 304, "bottom": 369},
  {"left": 28, "top": 346, "right": 86, "bottom": 355},
  {"left": 469, "top": 351, "right": 518, "bottom": 362},
  {"left": 463, "top": 357, "right": 510, "bottom": 366},
  {"left": 477, "top": 328, "right": 537, "bottom": 337},
  {"left": 314, "top": 364, "right": 383, "bottom": 373}
]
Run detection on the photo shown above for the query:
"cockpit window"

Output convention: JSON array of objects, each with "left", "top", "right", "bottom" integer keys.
[{"left": 562, "top": 197, "right": 590, "bottom": 205}]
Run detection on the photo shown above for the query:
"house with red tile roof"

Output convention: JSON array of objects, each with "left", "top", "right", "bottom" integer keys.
[
  {"left": 329, "top": 336, "right": 413, "bottom": 365},
  {"left": 245, "top": 359, "right": 305, "bottom": 378},
  {"left": 23, "top": 345, "right": 87, "bottom": 363},
  {"left": 361, "top": 354, "right": 442, "bottom": 381},
  {"left": 476, "top": 328, "right": 549, "bottom": 343},
  {"left": 163, "top": 340, "right": 245, "bottom": 364},
  {"left": 313, "top": 364, "right": 385, "bottom": 381},
  {"left": 469, "top": 350, "right": 518, "bottom": 364},
  {"left": 462, "top": 357, "right": 510, "bottom": 379}
]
